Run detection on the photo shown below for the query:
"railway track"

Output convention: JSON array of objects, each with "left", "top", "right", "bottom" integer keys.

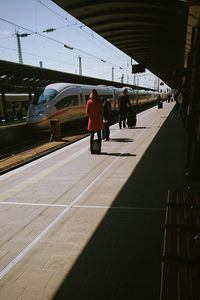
[{"left": 0, "top": 125, "right": 89, "bottom": 175}]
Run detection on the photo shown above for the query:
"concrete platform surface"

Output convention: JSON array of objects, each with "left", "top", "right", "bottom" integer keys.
[{"left": 0, "top": 103, "right": 188, "bottom": 300}]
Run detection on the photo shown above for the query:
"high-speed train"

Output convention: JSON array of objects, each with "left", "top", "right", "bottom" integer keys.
[{"left": 26, "top": 82, "right": 160, "bottom": 130}]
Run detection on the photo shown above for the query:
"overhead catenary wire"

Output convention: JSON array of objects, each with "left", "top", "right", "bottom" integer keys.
[
  {"left": 0, "top": 16, "right": 130, "bottom": 72},
  {"left": 34, "top": 0, "right": 132, "bottom": 67},
  {"left": 0, "top": 0, "right": 163, "bottom": 89},
  {"left": 1, "top": 8, "right": 160, "bottom": 87}
]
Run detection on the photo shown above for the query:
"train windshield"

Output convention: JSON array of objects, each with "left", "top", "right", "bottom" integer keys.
[{"left": 33, "top": 88, "right": 58, "bottom": 104}]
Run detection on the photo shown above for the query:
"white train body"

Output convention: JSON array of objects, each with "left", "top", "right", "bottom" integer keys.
[{"left": 26, "top": 82, "right": 159, "bottom": 130}]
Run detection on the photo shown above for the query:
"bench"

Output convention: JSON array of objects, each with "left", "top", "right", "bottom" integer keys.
[{"left": 160, "top": 190, "right": 200, "bottom": 300}]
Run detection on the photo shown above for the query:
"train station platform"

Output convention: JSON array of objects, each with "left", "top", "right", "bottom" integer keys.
[{"left": 0, "top": 102, "right": 189, "bottom": 300}]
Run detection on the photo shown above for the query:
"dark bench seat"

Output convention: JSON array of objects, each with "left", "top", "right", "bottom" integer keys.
[{"left": 160, "top": 190, "right": 200, "bottom": 300}]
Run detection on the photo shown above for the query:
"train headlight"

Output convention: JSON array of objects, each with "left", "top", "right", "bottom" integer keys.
[
  {"left": 35, "top": 110, "right": 45, "bottom": 117},
  {"left": 38, "top": 111, "right": 45, "bottom": 116}
]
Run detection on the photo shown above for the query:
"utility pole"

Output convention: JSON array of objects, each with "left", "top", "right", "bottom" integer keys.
[
  {"left": 127, "top": 74, "right": 129, "bottom": 84},
  {"left": 16, "top": 31, "right": 23, "bottom": 64},
  {"left": 112, "top": 67, "right": 114, "bottom": 81},
  {"left": 154, "top": 77, "right": 157, "bottom": 90},
  {"left": 15, "top": 31, "right": 30, "bottom": 64},
  {"left": 78, "top": 56, "right": 82, "bottom": 75},
  {"left": 134, "top": 74, "right": 136, "bottom": 85},
  {"left": 157, "top": 77, "right": 160, "bottom": 91}
]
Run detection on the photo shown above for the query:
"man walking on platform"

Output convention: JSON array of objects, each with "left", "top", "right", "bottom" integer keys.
[{"left": 118, "top": 87, "right": 131, "bottom": 129}]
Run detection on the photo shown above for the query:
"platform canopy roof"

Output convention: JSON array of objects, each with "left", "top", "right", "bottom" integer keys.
[
  {"left": 53, "top": 0, "right": 200, "bottom": 89},
  {"left": 0, "top": 59, "right": 153, "bottom": 93}
]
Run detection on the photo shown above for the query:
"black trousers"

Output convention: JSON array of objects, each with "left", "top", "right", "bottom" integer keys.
[
  {"left": 90, "top": 130, "right": 102, "bottom": 152},
  {"left": 119, "top": 111, "right": 127, "bottom": 128},
  {"left": 102, "top": 122, "right": 110, "bottom": 140}
]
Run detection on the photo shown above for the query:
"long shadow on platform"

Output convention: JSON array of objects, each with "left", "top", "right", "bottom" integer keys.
[
  {"left": 101, "top": 152, "right": 136, "bottom": 157},
  {"left": 53, "top": 109, "right": 188, "bottom": 300},
  {"left": 110, "top": 137, "right": 133, "bottom": 142}
]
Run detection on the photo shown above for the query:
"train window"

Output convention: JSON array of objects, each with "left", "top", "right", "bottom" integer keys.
[
  {"left": 55, "top": 95, "right": 79, "bottom": 110},
  {"left": 71, "top": 95, "right": 79, "bottom": 106},
  {"left": 33, "top": 88, "right": 57, "bottom": 104},
  {"left": 38, "top": 89, "right": 57, "bottom": 104}
]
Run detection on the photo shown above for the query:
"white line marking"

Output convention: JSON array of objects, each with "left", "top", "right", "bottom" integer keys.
[
  {"left": 0, "top": 138, "right": 138, "bottom": 279},
  {"left": 0, "top": 201, "right": 68, "bottom": 208},
  {"left": 0, "top": 201, "right": 165, "bottom": 211}
]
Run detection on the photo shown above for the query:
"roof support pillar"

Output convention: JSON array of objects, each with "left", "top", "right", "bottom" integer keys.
[
  {"left": 1, "top": 90, "right": 8, "bottom": 121},
  {"left": 185, "top": 24, "right": 200, "bottom": 182}
]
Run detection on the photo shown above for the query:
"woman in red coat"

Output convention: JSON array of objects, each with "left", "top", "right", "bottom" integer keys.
[{"left": 86, "top": 89, "right": 103, "bottom": 154}]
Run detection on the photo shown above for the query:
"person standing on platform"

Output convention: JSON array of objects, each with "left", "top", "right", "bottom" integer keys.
[
  {"left": 86, "top": 89, "right": 103, "bottom": 154},
  {"left": 102, "top": 97, "right": 112, "bottom": 141},
  {"left": 118, "top": 87, "right": 131, "bottom": 129},
  {"left": 157, "top": 94, "right": 163, "bottom": 108},
  {"left": 176, "top": 89, "right": 184, "bottom": 120}
]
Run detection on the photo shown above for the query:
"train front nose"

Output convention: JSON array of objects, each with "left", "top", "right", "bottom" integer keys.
[{"left": 26, "top": 106, "right": 49, "bottom": 129}]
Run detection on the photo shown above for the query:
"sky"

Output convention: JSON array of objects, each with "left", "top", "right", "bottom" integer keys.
[{"left": 0, "top": 0, "right": 161, "bottom": 89}]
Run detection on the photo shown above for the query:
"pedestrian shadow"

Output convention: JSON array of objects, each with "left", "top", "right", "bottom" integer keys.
[
  {"left": 100, "top": 152, "right": 136, "bottom": 157},
  {"left": 109, "top": 138, "right": 133, "bottom": 142},
  {"left": 128, "top": 126, "right": 147, "bottom": 129}
]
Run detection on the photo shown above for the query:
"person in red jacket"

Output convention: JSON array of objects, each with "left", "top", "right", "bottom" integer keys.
[{"left": 86, "top": 89, "right": 103, "bottom": 154}]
